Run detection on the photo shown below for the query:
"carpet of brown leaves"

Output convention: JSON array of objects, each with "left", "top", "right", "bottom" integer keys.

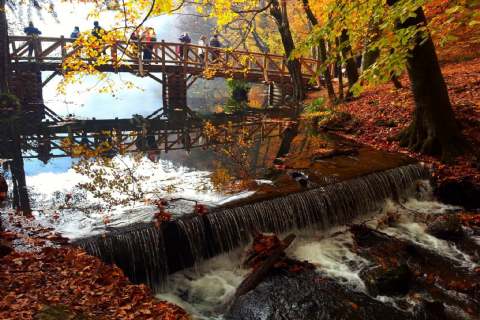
[
  {"left": 306, "top": 57, "right": 480, "bottom": 185},
  {"left": 0, "top": 247, "right": 188, "bottom": 320}
]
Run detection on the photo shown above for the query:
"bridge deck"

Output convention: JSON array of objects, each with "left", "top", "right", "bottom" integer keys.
[{"left": 9, "top": 36, "right": 323, "bottom": 86}]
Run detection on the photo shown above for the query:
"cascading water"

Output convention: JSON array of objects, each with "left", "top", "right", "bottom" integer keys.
[
  {"left": 75, "top": 225, "right": 168, "bottom": 293},
  {"left": 157, "top": 190, "right": 479, "bottom": 320},
  {"left": 75, "top": 162, "right": 428, "bottom": 293}
]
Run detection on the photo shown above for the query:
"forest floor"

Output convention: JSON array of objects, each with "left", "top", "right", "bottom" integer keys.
[
  {"left": 303, "top": 57, "right": 480, "bottom": 191},
  {"left": 0, "top": 245, "right": 189, "bottom": 320}
]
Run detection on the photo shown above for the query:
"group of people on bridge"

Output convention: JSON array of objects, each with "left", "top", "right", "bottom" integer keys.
[
  {"left": 23, "top": 21, "right": 224, "bottom": 63},
  {"left": 176, "top": 33, "right": 223, "bottom": 62}
]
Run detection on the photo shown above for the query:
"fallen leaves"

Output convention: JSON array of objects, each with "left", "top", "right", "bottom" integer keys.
[
  {"left": 0, "top": 247, "right": 188, "bottom": 319},
  {"left": 305, "top": 57, "right": 480, "bottom": 186},
  {"left": 349, "top": 302, "right": 359, "bottom": 310}
]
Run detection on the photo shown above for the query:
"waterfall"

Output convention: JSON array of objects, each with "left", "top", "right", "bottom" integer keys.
[
  {"left": 203, "top": 162, "right": 428, "bottom": 254},
  {"left": 75, "top": 163, "right": 428, "bottom": 293},
  {"left": 74, "top": 225, "right": 168, "bottom": 293}
]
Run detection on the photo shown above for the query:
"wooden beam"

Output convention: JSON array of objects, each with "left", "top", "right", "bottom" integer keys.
[
  {"left": 41, "top": 71, "right": 58, "bottom": 88},
  {"left": 148, "top": 73, "right": 164, "bottom": 85}
]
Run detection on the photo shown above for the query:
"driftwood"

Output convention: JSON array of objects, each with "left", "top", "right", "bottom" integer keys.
[
  {"left": 234, "top": 234, "right": 296, "bottom": 299},
  {"left": 312, "top": 147, "right": 359, "bottom": 161}
]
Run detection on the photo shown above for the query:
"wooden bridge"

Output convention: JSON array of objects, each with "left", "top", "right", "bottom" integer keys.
[{"left": 9, "top": 35, "right": 323, "bottom": 89}]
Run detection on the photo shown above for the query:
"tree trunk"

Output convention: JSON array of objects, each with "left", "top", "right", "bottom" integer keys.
[
  {"left": 387, "top": 1, "right": 467, "bottom": 164},
  {"left": 301, "top": 0, "right": 336, "bottom": 100},
  {"left": 0, "top": 0, "right": 13, "bottom": 103},
  {"left": 8, "top": 123, "right": 32, "bottom": 215},
  {"left": 361, "top": 22, "right": 380, "bottom": 73},
  {"left": 270, "top": 0, "right": 306, "bottom": 101},
  {"left": 390, "top": 72, "right": 404, "bottom": 89},
  {"left": 339, "top": 29, "right": 359, "bottom": 99},
  {"left": 335, "top": 38, "right": 344, "bottom": 102}
]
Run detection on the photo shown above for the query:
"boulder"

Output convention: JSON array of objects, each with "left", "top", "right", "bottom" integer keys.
[
  {"left": 428, "top": 215, "right": 464, "bottom": 241},
  {"left": 366, "top": 264, "right": 412, "bottom": 297},
  {"left": 435, "top": 179, "right": 480, "bottom": 209}
]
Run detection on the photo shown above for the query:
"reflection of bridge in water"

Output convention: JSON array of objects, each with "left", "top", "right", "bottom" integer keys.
[{"left": 14, "top": 105, "right": 290, "bottom": 162}]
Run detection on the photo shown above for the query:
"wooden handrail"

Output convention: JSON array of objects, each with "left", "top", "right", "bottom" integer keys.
[{"left": 9, "top": 35, "right": 323, "bottom": 85}]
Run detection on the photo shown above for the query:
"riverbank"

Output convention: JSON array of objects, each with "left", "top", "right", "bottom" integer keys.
[
  {"left": 0, "top": 246, "right": 189, "bottom": 319},
  {"left": 303, "top": 57, "right": 480, "bottom": 208}
]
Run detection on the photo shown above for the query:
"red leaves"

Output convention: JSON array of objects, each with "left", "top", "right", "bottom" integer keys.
[
  {"left": 0, "top": 176, "right": 7, "bottom": 204},
  {"left": 304, "top": 58, "right": 480, "bottom": 186},
  {"left": 0, "top": 247, "right": 188, "bottom": 319},
  {"left": 194, "top": 204, "right": 207, "bottom": 216},
  {"left": 349, "top": 302, "right": 359, "bottom": 310},
  {"left": 245, "top": 233, "right": 313, "bottom": 274},
  {"left": 154, "top": 211, "right": 172, "bottom": 226},
  {"left": 273, "top": 164, "right": 294, "bottom": 171}
]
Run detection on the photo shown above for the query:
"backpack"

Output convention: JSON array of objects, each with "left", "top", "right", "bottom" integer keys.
[{"left": 210, "top": 37, "right": 220, "bottom": 47}]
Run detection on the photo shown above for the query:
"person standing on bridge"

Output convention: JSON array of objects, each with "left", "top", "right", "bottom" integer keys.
[
  {"left": 92, "top": 21, "right": 105, "bottom": 56},
  {"left": 142, "top": 28, "right": 156, "bottom": 63},
  {"left": 198, "top": 35, "right": 207, "bottom": 61},
  {"left": 178, "top": 32, "right": 191, "bottom": 59},
  {"left": 209, "top": 34, "right": 222, "bottom": 62},
  {"left": 70, "top": 26, "right": 81, "bottom": 39},
  {"left": 24, "top": 22, "right": 42, "bottom": 57}
]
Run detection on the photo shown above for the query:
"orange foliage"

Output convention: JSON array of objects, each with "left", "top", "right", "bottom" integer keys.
[{"left": 0, "top": 247, "right": 188, "bottom": 319}]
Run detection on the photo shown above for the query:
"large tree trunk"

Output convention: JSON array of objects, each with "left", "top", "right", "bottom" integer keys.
[
  {"left": 7, "top": 123, "right": 32, "bottom": 215},
  {"left": 339, "top": 29, "right": 359, "bottom": 99},
  {"left": 387, "top": 1, "right": 467, "bottom": 164},
  {"left": 270, "top": 0, "right": 306, "bottom": 101},
  {"left": 0, "top": 0, "right": 13, "bottom": 103},
  {"left": 0, "top": 1, "right": 31, "bottom": 214},
  {"left": 301, "top": 0, "right": 336, "bottom": 100}
]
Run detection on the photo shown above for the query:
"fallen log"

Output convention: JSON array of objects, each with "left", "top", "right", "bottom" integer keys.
[{"left": 233, "top": 234, "right": 296, "bottom": 301}]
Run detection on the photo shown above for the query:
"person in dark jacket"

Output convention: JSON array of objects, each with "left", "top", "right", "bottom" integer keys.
[
  {"left": 24, "top": 22, "right": 42, "bottom": 57},
  {"left": 178, "top": 32, "right": 191, "bottom": 59},
  {"left": 92, "top": 21, "right": 104, "bottom": 39},
  {"left": 92, "top": 21, "right": 105, "bottom": 56},
  {"left": 209, "top": 34, "right": 222, "bottom": 62},
  {"left": 70, "top": 26, "right": 80, "bottom": 39}
]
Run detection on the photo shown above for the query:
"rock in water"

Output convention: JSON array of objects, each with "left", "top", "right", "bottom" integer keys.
[
  {"left": 428, "top": 215, "right": 464, "bottom": 240},
  {"left": 366, "top": 264, "right": 412, "bottom": 297}
]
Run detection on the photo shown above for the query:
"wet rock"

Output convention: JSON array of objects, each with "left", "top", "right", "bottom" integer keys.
[
  {"left": 419, "top": 301, "right": 448, "bottom": 320},
  {"left": 0, "top": 239, "right": 13, "bottom": 259},
  {"left": 226, "top": 271, "right": 415, "bottom": 320},
  {"left": 428, "top": 215, "right": 464, "bottom": 240},
  {"left": 33, "top": 305, "right": 99, "bottom": 320},
  {"left": 435, "top": 179, "right": 480, "bottom": 209},
  {"left": 366, "top": 264, "right": 412, "bottom": 297}
]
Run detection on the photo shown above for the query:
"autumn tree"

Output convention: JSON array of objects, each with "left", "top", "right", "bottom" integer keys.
[{"left": 298, "top": 0, "right": 480, "bottom": 164}]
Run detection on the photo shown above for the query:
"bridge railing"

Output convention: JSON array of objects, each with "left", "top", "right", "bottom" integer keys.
[{"left": 9, "top": 36, "right": 322, "bottom": 85}]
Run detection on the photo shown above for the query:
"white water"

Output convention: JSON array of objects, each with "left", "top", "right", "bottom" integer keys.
[
  {"left": 156, "top": 252, "right": 249, "bottom": 320},
  {"left": 155, "top": 183, "right": 478, "bottom": 320}
]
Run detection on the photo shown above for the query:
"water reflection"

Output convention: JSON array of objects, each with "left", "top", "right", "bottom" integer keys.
[{"left": 1, "top": 83, "right": 414, "bottom": 238}]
